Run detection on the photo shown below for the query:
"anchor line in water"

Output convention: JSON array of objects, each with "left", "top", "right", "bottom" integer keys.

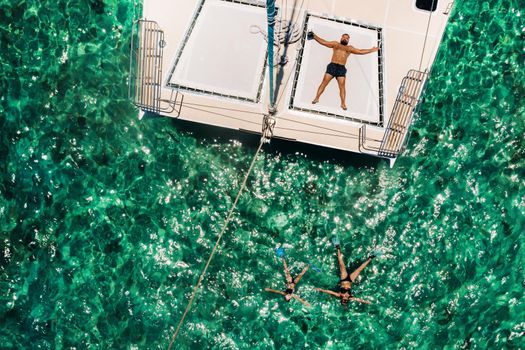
[
  {"left": 168, "top": 139, "right": 266, "bottom": 349},
  {"left": 169, "top": 2, "right": 281, "bottom": 345}
]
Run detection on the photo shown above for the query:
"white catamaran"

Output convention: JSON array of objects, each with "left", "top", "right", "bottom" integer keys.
[{"left": 129, "top": 0, "right": 455, "bottom": 166}]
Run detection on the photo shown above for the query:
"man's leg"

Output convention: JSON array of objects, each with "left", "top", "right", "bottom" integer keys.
[
  {"left": 312, "top": 73, "right": 333, "bottom": 104},
  {"left": 337, "top": 247, "right": 349, "bottom": 280},
  {"left": 336, "top": 76, "right": 346, "bottom": 110},
  {"left": 349, "top": 257, "right": 372, "bottom": 282},
  {"left": 282, "top": 258, "right": 293, "bottom": 283},
  {"left": 293, "top": 264, "right": 310, "bottom": 285}
]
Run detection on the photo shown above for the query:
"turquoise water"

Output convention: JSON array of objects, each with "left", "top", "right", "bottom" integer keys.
[{"left": 1, "top": 0, "right": 524, "bottom": 348}]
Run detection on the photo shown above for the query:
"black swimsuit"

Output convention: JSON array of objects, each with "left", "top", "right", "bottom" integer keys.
[
  {"left": 340, "top": 275, "right": 352, "bottom": 283},
  {"left": 326, "top": 62, "right": 347, "bottom": 77},
  {"left": 339, "top": 275, "right": 353, "bottom": 293},
  {"left": 340, "top": 274, "right": 353, "bottom": 284},
  {"left": 285, "top": 277, "right": 296, "bottom": 295},
  {"left": 284, "top": 286, "right": 295, "bottom": 302}
]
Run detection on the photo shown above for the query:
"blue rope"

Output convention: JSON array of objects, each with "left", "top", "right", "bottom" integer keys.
[
  {"left": 266, "top": 0, "right": 276, "bottom": 107},
  {"left": 307, "top": 261, "right": 323, "bottom": 273}
]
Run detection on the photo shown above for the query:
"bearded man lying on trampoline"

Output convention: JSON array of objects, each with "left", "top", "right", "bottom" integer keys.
[{"left": 309, "top": 32, "right": 378, "bottom": 110}]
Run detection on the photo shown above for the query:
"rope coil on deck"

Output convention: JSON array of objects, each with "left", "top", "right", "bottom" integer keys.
[{"left": 261, "top": 112, "right": 277, "bottom": 143}]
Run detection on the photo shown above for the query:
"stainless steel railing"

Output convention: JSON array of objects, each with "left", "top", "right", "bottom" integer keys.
[
  {"left": 129, "top": 19, "right": 165, "bottom": 113},
  {"left": 377, "top": 69, "right": 428, "bottom": 158}
]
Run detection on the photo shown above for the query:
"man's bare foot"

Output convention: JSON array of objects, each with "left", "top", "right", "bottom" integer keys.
[
  {"left": 341, "top": 104, "right": 347, "bottom": 110},
  {"left": 312, "top": 99, "right": 319, "bottom": 104}
]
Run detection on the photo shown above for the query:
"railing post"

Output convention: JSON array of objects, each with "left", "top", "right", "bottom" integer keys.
[
  {"left": 129, "top": 19, "right": 165, "bottom": 114},
  {"left": 377, "top": 69, "right": 428, "bottom": 158}
]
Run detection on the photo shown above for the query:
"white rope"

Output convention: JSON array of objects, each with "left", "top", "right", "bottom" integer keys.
[
  {"left": 250, "top": 23, "right": 298, "bottom": 67},
  {"left": 419, "top": 0, "right": 436, "bottom": 71},
  {"left": 167, "top": 139, "right": 265, "bottom": 349},
  {"left": 425, "top": 2, "right": 452, "bottom": 73},
  {"left": 250, "top": 19, "right": 303, "bottom": 46}
]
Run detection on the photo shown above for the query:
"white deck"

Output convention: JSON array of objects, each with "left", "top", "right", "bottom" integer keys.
[{"left": 138, "top": 0, "right": 454, "bottom": 160}]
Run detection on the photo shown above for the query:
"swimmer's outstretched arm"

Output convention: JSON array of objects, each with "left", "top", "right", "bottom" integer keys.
[
  {"left": 349, "top": 297, "right": 371, "bottom": 305},
  {"left": 291, "top": 294, "right": 311, "bottom": 307},
  {"left": 315, "top": 288, "right": 340, "bottom": 298},
  {"left": 265, "top": 288, "right": 286, "bottom": 296},
  {"left": 293, "top": 264, "right": 310, "bottom": 285}
]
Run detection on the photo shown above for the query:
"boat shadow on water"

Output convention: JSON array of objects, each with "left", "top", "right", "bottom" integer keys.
[{"left": 143, "top": 112, "right": 383, "bottom": 168}]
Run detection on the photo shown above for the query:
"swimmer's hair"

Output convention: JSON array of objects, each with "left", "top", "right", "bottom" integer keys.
[{"left": 342, "top": 33, "right": 350, "bottom": 37}]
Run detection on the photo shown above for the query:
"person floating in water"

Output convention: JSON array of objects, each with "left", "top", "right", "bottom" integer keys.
[
  {"left": 316, "top": 241, "right": 375, "bottom": 306},
  {"left": 308, "top": 32, "right": 378, "bottom": 110},
  {"left": 265, "top": 252, "right": 310, "bottom": 307}
]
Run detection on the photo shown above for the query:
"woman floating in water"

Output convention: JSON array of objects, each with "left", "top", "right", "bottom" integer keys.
[
  {"left": 316, "top": 241, "right": 375, "bottom": 306},
  {"left": 265, "top": 248, "right": 310, "bottom": 307}
]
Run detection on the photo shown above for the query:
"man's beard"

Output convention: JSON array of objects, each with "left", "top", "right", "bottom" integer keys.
[{"left": 340, "top": 39, "right": 348, "bottom": 45}]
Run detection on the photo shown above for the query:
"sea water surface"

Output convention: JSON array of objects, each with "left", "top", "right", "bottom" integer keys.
[{"left": 1, "top": 0, "right": 524, "bottom": 349}]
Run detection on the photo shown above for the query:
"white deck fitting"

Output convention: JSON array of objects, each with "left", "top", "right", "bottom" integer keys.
[{"left": 137, "top": 0, "right": 454, "bottom": 161}]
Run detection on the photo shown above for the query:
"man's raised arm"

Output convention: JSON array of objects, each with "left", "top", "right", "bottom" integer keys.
[
  {"left": 312, "top": 33, "right": 335, "bottom": 48},
  {"left": 348, "top": 46, "right": 379, "bottom": 55}
]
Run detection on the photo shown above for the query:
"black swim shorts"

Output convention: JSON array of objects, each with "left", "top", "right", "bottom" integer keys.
[{"left": 326, "top": 62, "right": 347, "bottom": 77}]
